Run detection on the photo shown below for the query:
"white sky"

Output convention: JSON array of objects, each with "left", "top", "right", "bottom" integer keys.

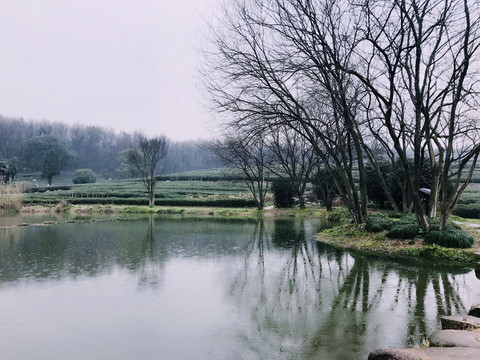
[{"left": 0, "top": 0, "right": 219, "bottom": 141}]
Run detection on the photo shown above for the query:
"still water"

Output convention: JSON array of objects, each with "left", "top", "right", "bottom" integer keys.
[{"left": 0, "top": 215, "right": 479, "bottom": 360}]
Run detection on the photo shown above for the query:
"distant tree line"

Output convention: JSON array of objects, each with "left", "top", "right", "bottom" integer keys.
[{"left": 0, "top": 115, "right": 222, "bottom": 180}]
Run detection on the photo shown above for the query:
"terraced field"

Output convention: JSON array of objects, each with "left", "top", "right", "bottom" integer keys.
[{"left": 22, "top": 176, "right": 258, "bottom": 207}]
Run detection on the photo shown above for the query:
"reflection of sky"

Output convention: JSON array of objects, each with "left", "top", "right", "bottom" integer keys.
[
  {"left": 0, "top": 217, "right": 479, "bottom": 360},
  {"left": 0, "top": 263, "right": 236, "bottom": 360}
]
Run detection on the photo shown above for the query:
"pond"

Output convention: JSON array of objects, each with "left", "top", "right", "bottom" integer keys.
[{"left": 0, "top": 215, "right": 479, "bottom": 360}]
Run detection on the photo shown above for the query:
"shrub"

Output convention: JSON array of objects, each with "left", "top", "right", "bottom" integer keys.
[
  {"left": 386, "top": 215, "right": 419, "bottom": 239},
  {"left": 387, "top": 223, "right": 419, "bottom": 239},
  {"left": 452, "top": 204, "right": 480, "bottom": 219},
  {"left": 365, "top": 159, "right": 453, "bottom": 210},
  {"left": 54, "top": 200, "right": 70, "bottom": 213},
  {"left": 424, "top": 227, "right": 474, "bottom": 248},
  {"left": 72, "top": 169, "right": 97, "bottom": 184},
  {"left": 311, "top": 168, "right": 342, "bottom": 211},
  {"left": 365, "top": 214, "right": 393, "bottom": 232},
  {"left": 271, "top": 178, "right": 295, "bottom": 208},
  {"left": 0, "top": 182, "right": 23, "bottom": 212}
]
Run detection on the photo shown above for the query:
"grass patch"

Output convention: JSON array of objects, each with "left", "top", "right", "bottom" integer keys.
[{"left": 317, "top": 224, "right": 416, "bottom": 255}]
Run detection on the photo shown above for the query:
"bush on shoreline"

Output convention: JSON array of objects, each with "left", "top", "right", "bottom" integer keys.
[
  {"left": 386, "top": 215, "right": 419, "bottom": 239},
  {"left": 423, "top": 222, "right": 474, "bottom": 248},
  {"left": 365, "top": 214, "right": 393, "bottom": 232},
  {"left": 369, "top": 214, "right": 476, "bottom": 249}
]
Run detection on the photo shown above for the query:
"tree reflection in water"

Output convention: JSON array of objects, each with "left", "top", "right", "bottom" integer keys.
[
  {"left": 227, "top": 218, "right": 474, "bottom": 360},
  {"left": 137, "top": 215, "right": 166, "bottom": 290},
  {"left": 0, "top": 216, "right": 477, "bottom": 360}
]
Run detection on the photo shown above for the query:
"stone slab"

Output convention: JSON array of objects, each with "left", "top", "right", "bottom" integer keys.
[
  {"left": 441, "top": 315, "right": 480, "bottom": 331},
  {"left": 367, "top": 347, "right": 480, "bottom": 360},
  {"left": 469, "top": 302, "right": 480, "bottom": 318},
  {"left": 429, "top": 329, "right": 480, "bottom": 348}
]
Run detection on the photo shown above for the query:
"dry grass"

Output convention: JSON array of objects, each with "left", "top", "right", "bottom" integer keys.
[{"left": 0, "top": 182, "right": 24, "bottom": 212}]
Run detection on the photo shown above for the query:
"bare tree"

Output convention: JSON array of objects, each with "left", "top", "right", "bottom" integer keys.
[
  {"left": 127, "top": 135, "right": 168, "bottom": 207},
  {"left": 210, "top": 134, "right": 269, "bottom": 209},
  {"left": 204, "top": 0, "right": 480, "bottom": 230},
  {"left": 347, "top": 0, "right": 480, "bottom": 229},
  {"left": 203, "top": 0, "right": 369, "bottom": 223},
  {"left": 265, "top": 126, "right": 318, "bottom": 209}
]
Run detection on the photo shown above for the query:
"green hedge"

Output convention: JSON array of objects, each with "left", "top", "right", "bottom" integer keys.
[
  {"left": 157, "top": 175, "right": 247, "bottom": 182},
  {"left": 453, "top": 204, "right": 480, "bottom": 219},
  {"left": 26, "top": 185, "right": 72, "bottom": 193},
  {"left": 24, "top": 197, "right": 257, "bottom": 208}
]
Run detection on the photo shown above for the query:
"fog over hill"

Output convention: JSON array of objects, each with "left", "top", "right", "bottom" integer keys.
[{"left": 0, "top": 116, "right": 222, "bottom": 178}]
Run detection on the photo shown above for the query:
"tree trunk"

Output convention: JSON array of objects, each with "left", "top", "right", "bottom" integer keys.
[
  {"left": 148, "top": 179, "right": 155, "bottom": 207},
  {"left": 412, "top": 194, "right": 430, "bottom": 231},
  {"left": 298, "top": 196, "right": 306, "bottom": 209}
]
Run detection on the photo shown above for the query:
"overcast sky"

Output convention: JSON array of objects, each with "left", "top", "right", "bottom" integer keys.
[{"left": 0, "top": 0, "right": 219, "bottom": 141}]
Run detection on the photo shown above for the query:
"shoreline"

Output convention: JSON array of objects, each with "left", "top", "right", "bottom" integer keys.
[
  {"left": 16, "top": 203, "right": 333, "bottom": 218},
  {"left": 316, "top": 223, "right": 480, "bottom": 267},
  {"left": 6, "top": 204, "right": 480, "bottom": 267}
]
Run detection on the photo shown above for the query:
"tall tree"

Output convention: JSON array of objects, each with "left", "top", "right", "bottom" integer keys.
[
  {"left": 22, "top": 135, "right": 75, "bottom": 172},
  {"left": 203, "top": 0, "right": 368, "bottom": 223},
  {"left": 204, "top": 0, "right": 480, "bottom": 229},
  {"left": 42, "top": 149, "right": 60, "bottom": 185},
  {"left": 126, "top": 135, "right": 168, "bottom": 207},
  {"left": 347, "top": 0, "right": 480, "bottom": 229}
]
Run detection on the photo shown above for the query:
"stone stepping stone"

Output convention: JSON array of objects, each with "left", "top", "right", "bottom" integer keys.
[
  {"left": 368, "top": 347, "right": 480, "bottom": 360},
  {"left": 441, "top": 315, "right": 480, "bottom": 331},
  {"left": 429, "top": 329, "right": 480, "bottom": 348},
  {"left": 469, "top": 302, "right": 480, "bottom": 318}
]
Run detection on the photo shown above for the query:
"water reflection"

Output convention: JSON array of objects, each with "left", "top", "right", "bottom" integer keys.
[
  {"left": 137, "top": 216, "right": 165, "bottom": 289},
  {"left": 226, "top": 218, "right": 475, "bottom": 360},
  {"left": 0, "top": 216, "right": 478, "bottom": 360}
]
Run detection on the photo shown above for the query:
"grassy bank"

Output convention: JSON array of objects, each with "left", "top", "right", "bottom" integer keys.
[
  {"left": 17, "top": 203, "right": 336, "bottom": 219},
  {"left": 316, "top": 223, "right": 480, "bottom": 266},
  {"left": 9, "top": 169, "right": 480, "bottom": 267}
]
